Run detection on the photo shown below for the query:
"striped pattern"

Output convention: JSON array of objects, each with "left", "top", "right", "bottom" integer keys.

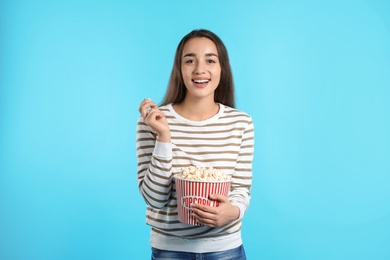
[{"left": 136, "top": 103, "right": 254, "bottom": 239}]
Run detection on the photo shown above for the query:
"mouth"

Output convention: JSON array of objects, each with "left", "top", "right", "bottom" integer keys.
[{"left": 192, "top": 79, "right": 210, "bottom": 88}]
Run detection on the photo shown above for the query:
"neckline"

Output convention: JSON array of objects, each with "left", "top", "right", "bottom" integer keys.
[{"left": 167, "top": 103, "right": 224, "bottom": 126}]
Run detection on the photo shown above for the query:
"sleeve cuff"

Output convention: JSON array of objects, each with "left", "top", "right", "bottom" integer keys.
[{"left": 231, "top": 201, "right": 246, "bottom": 220}]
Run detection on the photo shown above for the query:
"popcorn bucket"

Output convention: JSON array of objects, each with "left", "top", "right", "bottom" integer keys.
[{"left": 174, "top": 176, "right": 231, "bottom": 226}]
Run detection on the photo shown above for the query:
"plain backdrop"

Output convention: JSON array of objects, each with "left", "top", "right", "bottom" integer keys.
[{"left": 1, "top": 0, "right": 389, "bottom": 259}]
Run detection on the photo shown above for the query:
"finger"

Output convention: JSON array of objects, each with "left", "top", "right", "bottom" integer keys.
[
  {"left": 139, "top": 100, "right": 149, "bottom": 117},
  {"left": 145, "top": 107, "right": 164, "bottom": 118},
  {"left": 139, "top": 99, "right": 157, "bottom": 118},
  {"left": 209, "top": 194, "right": 228, "bottom": 202},
  {"left": 141, "top": 97, "right": 152, "bottom": 104},
  {"left": 192, "top": 211, "right": 214, "bottom": 224},
  {"left": 197, "top": 218, "right": 217, "bottom": 227},
  {"left": 193, "top": 211, "right": 217, "bottom": 227},
  {"left": 138, "top": 98, "right": 148, "bottom": 111},
  {"left": 192, "top": 204, "right": 217, "bottom": 216},
  {"left": 144, "top": 109, "right": 165, "bottom": 124}
]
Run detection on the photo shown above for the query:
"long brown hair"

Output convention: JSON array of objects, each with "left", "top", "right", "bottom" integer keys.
[{"left": 161, "top": 29, "right": 235, "bottom": 108}]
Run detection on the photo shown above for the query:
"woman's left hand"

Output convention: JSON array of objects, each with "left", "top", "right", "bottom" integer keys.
[{"left": 191, "top": 194, "right": 240, "bottom": 227}]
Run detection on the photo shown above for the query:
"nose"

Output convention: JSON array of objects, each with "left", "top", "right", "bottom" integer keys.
[{"left": 194, "top": 61, "right": 206, "bottom": 74}]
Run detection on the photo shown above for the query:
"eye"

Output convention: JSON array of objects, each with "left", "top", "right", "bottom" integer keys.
[
  {"left": 207, "top": 59, "right": 217, "bottom": 64},
  {"left": 185, "top": 59, "right": 195, "bottom": 64}
]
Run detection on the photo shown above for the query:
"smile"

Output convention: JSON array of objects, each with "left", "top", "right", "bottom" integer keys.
[{"left": 192, "top": 79, "right": 210, "bottom": 84}]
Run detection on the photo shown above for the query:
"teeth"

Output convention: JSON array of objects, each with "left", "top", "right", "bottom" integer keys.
[{"left": 194, "top": 79, "right": 209, "bottom": 83}]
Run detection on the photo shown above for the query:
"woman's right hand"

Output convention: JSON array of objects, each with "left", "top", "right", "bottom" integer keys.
[{"left": 138, "top": 98, "right": 171, "bottom": 143}]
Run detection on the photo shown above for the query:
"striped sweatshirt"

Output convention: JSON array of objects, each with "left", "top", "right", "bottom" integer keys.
[{"left": 136, "top": 103, "right": 254, "bottom": 253}]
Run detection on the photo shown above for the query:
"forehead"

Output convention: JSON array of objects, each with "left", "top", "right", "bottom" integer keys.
[{"left": 182, "top": 37, "right": 218, "bottom": 56}]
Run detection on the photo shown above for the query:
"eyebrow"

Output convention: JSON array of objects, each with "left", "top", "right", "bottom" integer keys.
[{"left": 182, "top": 53, "right": 219, "bottom": 58}]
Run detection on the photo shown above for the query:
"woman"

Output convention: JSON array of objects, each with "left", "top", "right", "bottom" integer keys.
[{"left": 136, "top": 29, "right": 254, "bottom": 259}]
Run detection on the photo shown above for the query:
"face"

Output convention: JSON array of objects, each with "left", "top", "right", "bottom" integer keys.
[{"left": 181, "top": 37, "right": 221, "bottom": 102}]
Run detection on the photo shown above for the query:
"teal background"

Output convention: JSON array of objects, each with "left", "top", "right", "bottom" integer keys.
[{"left": 1, "top": 0, "right": 389, "bottom": 259}]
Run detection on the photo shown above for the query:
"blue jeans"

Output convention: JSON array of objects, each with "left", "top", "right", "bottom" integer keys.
[{"left": 151, "top": 245, "right": 246, "bottom": 260}]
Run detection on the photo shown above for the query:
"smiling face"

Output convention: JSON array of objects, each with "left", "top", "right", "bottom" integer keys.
[{"left": 181, "top": 37, "right": 221, "bottom": 102}]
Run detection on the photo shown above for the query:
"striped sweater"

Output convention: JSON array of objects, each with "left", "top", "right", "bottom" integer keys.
[{"left": 136, "top": 103, "right": 254, "bottom": 252}]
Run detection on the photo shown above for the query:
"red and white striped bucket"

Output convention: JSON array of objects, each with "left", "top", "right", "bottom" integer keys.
[{"left": 174, "top": 176, "right": 231, "bottom": 226}]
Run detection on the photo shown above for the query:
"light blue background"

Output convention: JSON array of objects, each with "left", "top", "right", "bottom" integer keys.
[{"left": 1, "top": 0, "right": 389, "bottom": 259}]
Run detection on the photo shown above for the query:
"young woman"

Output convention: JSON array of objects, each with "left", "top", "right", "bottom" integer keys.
[{"left": 136, "top": 29, "right": 254, "bottom": 259}]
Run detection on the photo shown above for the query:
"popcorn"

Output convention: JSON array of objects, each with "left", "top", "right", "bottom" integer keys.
[{"left": 174, "top": 166, "right": 231, "bottom": 182}]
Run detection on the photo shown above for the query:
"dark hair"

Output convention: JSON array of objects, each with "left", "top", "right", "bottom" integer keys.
[{"left": 161, "top": 29, "right": 235, "bottom": 108}]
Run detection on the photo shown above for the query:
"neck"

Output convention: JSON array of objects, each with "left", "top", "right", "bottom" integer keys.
[{"left": 173, "top": 98, "right": 220, "bottom": 121}]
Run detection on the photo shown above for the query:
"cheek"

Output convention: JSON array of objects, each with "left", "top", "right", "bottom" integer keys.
[
  {"left": 181, "top": 68, "right": 191, "bottom": 79},
  {"left": 214, "top": 68, "right": 222, "bottom": 80},
  {"left": 214, "top": 65, "right": 222, "bottom": 77}
]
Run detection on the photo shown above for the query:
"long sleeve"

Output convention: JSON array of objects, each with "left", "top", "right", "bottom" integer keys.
[
  {"left": 229, "top": 119, "right": 254, "bottom": 220},
  {"left": 136, "top": 116, "right": 173, "bottom": 209},
  {"left": 136, "top": 104, "right": 255, "bottom": 244}
]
